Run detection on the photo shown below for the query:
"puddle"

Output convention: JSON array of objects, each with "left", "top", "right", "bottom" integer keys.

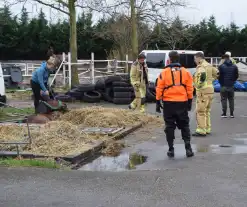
[
  {"left": 78, "top": 153, "right": 147, "bottom": 172},
  {"left": 233, "top": 138, "right": 247, "bottom": 144},
  {"left": 209, "top": 144, "right": 247, "bottom": 154},
  {"left": 77, "top": 143, "right": 247, "bottom": 172}
]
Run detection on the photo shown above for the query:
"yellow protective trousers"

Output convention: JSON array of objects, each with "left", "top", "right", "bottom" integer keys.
[
  {"left": 130, "top": 83, "right": 146, "bottom": 112},
  {"left": 195, "top": 92, "right": 213, "bottom": 134}
]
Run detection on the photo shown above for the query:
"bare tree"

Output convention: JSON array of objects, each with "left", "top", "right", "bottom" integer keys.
[
  {"left": 6, "top": 0, "right": 85, "bottom": 85},
  {"left": 88, "top": 0, "right": 186, "bottom": 58},
  {"left": 156, "top": 17, "right": 196, "bottom": 50},
  {"left": 95, "top": 15, "right": 151, "bottom": 60}
]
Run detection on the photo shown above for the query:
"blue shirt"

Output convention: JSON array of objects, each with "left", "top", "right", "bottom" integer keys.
[{"left": 31, "top": 62, "right": 49, "bottom": 91}]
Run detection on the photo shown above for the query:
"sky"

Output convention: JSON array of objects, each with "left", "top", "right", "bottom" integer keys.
[{"left": 1, "top": 0, "right": 247, "bottom": 27}]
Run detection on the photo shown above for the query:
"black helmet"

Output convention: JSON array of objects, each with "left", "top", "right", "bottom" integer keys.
[
  {"left": 169, "top": 51, "right": 179, "bottom": 62},
  {"left": 138, "top": 53, "right": 146, "bottom": 59},
  {"left": 168, "top": 51, "right": 179, "bottom": 58}
]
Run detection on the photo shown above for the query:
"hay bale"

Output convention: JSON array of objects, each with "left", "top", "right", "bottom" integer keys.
[
  {"left": 0, "top": 125, "right": 29, "bottom": 151},
  {"left": 0, "top": 107, "right": 163, "bottom": 156},
  {"left": 59, "top": 106, "right": 162, "bottom": 127},
  {"left": 0, "top": 125, "right": 28, "bottom": 142},
  {"left": 29, "top": 121, "right": 92, "bottom": 156},
  {"left": 0, "top": 121, "right": 104, "bottom": 156}
]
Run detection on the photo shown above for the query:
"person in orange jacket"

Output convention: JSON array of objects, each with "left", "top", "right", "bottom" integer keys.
[{"left": 156, "top": 51, "right": 194, "bottom": 158}]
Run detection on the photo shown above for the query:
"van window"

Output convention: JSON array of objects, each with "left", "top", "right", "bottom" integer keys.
[
  {"left": 179, "top": 54, "right": 197, "bottom": 68},
  {"left": 146, "top": 53, "right": 166, "bottom": 69}
]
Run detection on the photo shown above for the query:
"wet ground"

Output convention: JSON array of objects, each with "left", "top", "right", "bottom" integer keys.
[
  {"left": 75, "top": 93, "right": 247, "bottom": 172},
  {"left": 2, "top": 93, "right": 247, "bottom": 206}
]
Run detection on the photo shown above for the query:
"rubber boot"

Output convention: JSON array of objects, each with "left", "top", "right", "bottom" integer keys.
[
  {"left": 166, "top": 138, "right": 174, "bottom": 158},
  {"left": 184, "top": 142, "right": 194, "bottom": 158},
  {"left": 128, "top": 102, "right": 136, "bottom": 110},
  {"left": 165, "top": 127, "right": 175, "bottom": 158},
  {"left": 167, "top": 146, "right": 174, "bottom": 158},
  {"left": 140, "top": 105, "right": 145, "bottom": 113}
]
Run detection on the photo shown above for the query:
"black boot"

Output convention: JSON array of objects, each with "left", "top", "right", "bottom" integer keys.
[
  {"left": 185, "top": 142, "right": 194, "bottom": 158},
  {"left": 165, "top": 127, "right": 175, "bottom": 158},
  {"left": 167, "top": 146, "right": 174, "bottom": 158}
]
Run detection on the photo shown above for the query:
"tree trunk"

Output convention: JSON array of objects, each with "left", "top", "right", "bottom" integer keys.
[
  {"left": 130, "top": 0, "right": 138, "bottom": 60},
  {"left": 68, "top": 0, "right": 79, "bottom": 86}
]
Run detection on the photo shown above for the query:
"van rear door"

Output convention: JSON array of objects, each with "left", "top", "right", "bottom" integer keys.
[
  {"left": 179, "top": 53, "right": 197, "bottom": 76},
  {"left": 146, "top": 52, "right": 166, "bottom": 83}
]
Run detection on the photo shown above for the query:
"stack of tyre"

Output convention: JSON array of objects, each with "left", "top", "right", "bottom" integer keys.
[
  {"left": 55, "top": 75, "right": 156, "bottom": 104},
  {"left": 55, "top": 84, "right": 101, "bottom": 103},
  {"left": 99, "top": 76, "right": 134, "bottom": 105}
]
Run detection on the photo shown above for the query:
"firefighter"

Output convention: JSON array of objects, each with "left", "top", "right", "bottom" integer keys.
[
  {"left": 193, "top": 52, "right": 218, "bottom": 136},
  {"left": 219, "top": 51, "right": 236, "bottom": 66},
  {"left": 129, "top": 53, "right": 149, "bottom": 113},
  {"left": 156, "top": 51, "right": 194, "bottom": 158}
]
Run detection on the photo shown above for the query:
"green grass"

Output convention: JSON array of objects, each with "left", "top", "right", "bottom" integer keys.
[
  {"left": 0, "top": 107, "right": 34, "bottom": 121},
  {"left": 0, "top": 158, "right": 61, "bottom": 169},
  {"left": 0, "top": 107, "right": 34, "bottom": 115}
]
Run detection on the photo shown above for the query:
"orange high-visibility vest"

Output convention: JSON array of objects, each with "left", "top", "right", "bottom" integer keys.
[{"left": 156, "top": 66, "right": 193, "bottom": 102}]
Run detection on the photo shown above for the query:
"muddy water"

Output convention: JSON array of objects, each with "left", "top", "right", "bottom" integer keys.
[
  {"left": 78, "top": 140, "right": 247, "bottom": 172},
  {"left": 78, "top": 153, "right": 147, "bottom": 172}
]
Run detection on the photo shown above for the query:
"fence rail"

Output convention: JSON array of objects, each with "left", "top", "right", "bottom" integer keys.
[{"left": 2, "top": 55, "right": 247, "bottom": 88}]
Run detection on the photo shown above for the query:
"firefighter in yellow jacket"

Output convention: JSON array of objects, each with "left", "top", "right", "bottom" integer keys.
[
  {"left": 129, "top": 53, "right": 148, "bottom": 113},
  {"left": 219, "top": 51, "right": 236, "bottom": 66},
  {"left": 193, "top": 52, "right": 218, "bottom": 136}
]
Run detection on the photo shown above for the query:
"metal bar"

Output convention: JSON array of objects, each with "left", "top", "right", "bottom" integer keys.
[
  {"left": 0, "top": 119, "right": 25, "bottom": 123},
  {"left": 78, "top": 69, "right": 90, "bottom": 76},
  {"left": 68, "top": 52, "right": 72, "bottom": 88},
  {"left": 91, "top": 52, "right": 95, "bottom": 84},
  {"left": 109, "top": 127, "right": 124, "bottom": 135},
  {"left": 0, "top": 142, "right": 29, "bottom": 144},
  {"left": 62, "top": 52, "right": 66, "bottom": 85},
  {"left": 91, "top": 59, "right": 114, "bottom": 62},
  {"left": 16, "top": 145, "right": 20, "bottom": 157},
  {"left": 26, "top": 118, "right": 32, "bottom": 146},
  {"left": 49, "top": 60, "right": 64, "bottom": 87}
]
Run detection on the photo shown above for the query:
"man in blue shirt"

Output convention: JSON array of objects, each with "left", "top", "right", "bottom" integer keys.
[
  {"left": 218, "top": 54, "right": 239, "bottom": 118},
  {"left": 31, "top": 57, "right": 56, "bottom": 113}
]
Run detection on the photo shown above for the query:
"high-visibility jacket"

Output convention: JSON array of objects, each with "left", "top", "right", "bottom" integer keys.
[
  {"left": 156, "top": 63, "right": 193, "bottom": 102},
  {"left": 219, "top": 58, "right": 236, "bottom": 66},
  {"left": 193, "top": 59, "right": 218, "bottom": 94},
  {"left": 130, "top": 60, "right": 148, "bottom": 85}
]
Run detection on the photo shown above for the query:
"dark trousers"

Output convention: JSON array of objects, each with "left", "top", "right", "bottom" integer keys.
[
  {"left": 220, "top": 86, "right": 234, "bottom": 114},
  {"left": 31, "top": 80, "right": 42, "bottom": 113},
  {"left": 163, "top": 101, "right": 191, "bottom": 148}
]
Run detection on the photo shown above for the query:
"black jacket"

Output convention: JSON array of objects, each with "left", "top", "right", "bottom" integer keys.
[{"left": 218, "top": 60, "right": 239, "bottom": 87}]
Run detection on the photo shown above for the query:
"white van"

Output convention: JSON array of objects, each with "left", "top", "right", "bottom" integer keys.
[
  {"left": 141, "top": 50, "right": 203, "bottom": 83},
  {"left": 0, "top": 63, "right": 7, "bottom": 105}
]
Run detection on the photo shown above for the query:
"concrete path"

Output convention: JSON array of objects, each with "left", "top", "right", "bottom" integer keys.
[{"left": 1, "top": 93, "right": 247, "bottom": 206}]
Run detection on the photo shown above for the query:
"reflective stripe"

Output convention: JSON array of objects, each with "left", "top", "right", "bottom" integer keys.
[
  {"left": 161, "top": 68, "right": 186, "bottom": 98},
  {"left": 206, "top": 111, "right": 211, "bottom": 132},
  {"left": 196, "top": 128, "right": 206, "bottom": 134}
]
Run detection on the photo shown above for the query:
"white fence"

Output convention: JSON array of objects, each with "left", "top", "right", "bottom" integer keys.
[
  {"left": 2, "top": 55, "right": 247, "bottom": 88},
  {"left": 2, "top": 52, "right": 131, "bottom": 88},
  {"left": 205, "top": 57, "right": 247, "bottom": 67}
]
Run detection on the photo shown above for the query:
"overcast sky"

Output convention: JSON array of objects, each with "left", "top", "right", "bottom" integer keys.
[{"left": 2, "top": 0, "right": 247, "bottom": 27}]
